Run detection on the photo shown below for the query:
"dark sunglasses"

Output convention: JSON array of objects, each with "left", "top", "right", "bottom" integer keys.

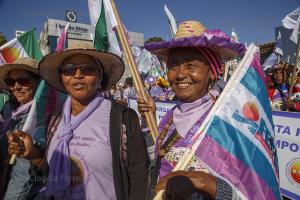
[
  {"left": 59, "top": 64, "right": 99, "bottom": 76},
  {"left": 4, "top": 77, "right": 31, "bottom": 87}
]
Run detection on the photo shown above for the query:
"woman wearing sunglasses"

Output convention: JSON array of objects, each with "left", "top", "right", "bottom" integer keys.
[
  {"left": 0, "top": 57, "right": 45, "bottom": 200},
  {"left": 9, "top": 44, "right": 148, "bottom": 200}
]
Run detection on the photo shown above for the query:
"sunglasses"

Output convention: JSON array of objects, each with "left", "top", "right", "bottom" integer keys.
[
  {"left": 4, "top": 77, "right": 31, "bottom": 87},
  {"left": 59, "top": 64, "right": 99, "bottom": 76}
]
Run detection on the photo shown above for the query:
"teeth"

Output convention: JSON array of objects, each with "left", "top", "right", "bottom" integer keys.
[
  {"left": 177, "top": 83, "right": 190, "bottom": 88},
  {"left": 73, "top": 84, "right": 85, "bottom": 89}
]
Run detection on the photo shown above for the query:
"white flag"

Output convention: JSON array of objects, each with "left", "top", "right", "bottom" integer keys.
[
  {"left": 282, "top": 7, "right": 300, "bottom": 29},
  {"left": 290, "top": 16, "right": 300, "bottom": 44},
  {"left": 164, "top": 5, "right": 177, "bottom": 38}
]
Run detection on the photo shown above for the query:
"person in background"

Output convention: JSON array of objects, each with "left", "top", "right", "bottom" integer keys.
[
  {"left": 0, "top": 57, "right": 44, "bottom": 200},
  {"left": 123, "top": 77, "right": 136, "bottom": 104},
  {"left": 268, "top": 62, "right": 300, "bottom": 111}
]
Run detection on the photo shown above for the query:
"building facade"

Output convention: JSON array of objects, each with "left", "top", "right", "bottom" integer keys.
[{"left": 39, "top": 18, "right": 145, "bottom": 82}]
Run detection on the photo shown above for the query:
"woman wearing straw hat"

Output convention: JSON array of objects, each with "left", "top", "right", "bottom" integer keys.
[
  {"left": 0, "top": 57, "right": 44, "bottom": 200},
  {"left": 137, "top": 21, "right": 246, "bottom": 199},
  {"left": 8, "top": 44, "right": 148, "bottom": 200}
]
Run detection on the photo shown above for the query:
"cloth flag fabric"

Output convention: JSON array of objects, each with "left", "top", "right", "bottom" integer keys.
[
  {"left": 56, "top": 22, "right": 70, "bottom": 51},
  {"left": 274, "top": 31, "right": 283, "bottom": 56},
  {"left": 282, "top": 7, "right": 300, "bottom": 44},
  {"left": 185, "top": 44, "right": 281, "bottom": 199},
  {"left": 263, "top": 52, "right": 278, "bottom": 71},
  {"left": 282, "top": 7, "right": 300, "bottom": 29},
  {"left": 290, "top": 16, "right": 300, "bottom": 44},
  {"left": 88, "top": 0, "right": 121, "bottom": 56},
  {"left": 164, "top": 5, "right": 177, "bottom": 38},
  {"left": 0, "top": 29, "right": 42, "bottom": 64}
]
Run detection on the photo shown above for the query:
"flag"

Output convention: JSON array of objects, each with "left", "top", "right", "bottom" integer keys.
[
  {"left": 274, "top": 31, "right": 283, "bottom": 56},
  {"left": 190, "top": 44, "right": 281, "bottom": 199},
  {"left": 263, "top": 52, "right": 278, "bottom": 71},
  {"left": 164, "top": 5, "right": 177, "bottom": 38},
  {"left": 282, "top": 7, "right": 300, "bottom": 44},
  {"left": 88, "top": 0, "right": 121, "bottom": 55},
  {"left": 56, "top": 22, "right": 70, "bottom": 51},
  {"left": 282, "top": 7, "right": 300, "bottom": 29},
  {"left": 0, "top": 29, "right": 43, "bottom": 64},
  {"left": 290, "top": 16, "right": 300, "bottom": 44}
]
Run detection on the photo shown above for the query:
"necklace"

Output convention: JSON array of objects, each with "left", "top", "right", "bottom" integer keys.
[{"left": 157, "top": 115, "right": 182, "bottom": 157}]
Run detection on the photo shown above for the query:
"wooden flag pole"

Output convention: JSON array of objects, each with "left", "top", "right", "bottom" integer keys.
[
  {"left": 109, "top": 0, "right": 158, "bottom": 142},
  {"left": 288, "top": 33, "right": 300, "bottom": 100}
]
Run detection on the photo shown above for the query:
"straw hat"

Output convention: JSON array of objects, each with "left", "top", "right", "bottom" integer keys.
[
  {"left": 39, "top": 43, "right": 125, "bottom": 92},
  {"left": 0, "top": 57, "right": 39, "bottom": 90},
  {"left": 145, "top": 20, "right": 246, "bottom": 61}
]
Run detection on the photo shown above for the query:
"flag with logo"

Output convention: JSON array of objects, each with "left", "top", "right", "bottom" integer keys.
[
  {"left": 188, "top": 44, "right": 281, "bottom": 199},
  {"left": 0, "top": 29, "right": 57, "bottom": 147},
  {"left": 88, "top": 0, "right": 121, "bottom": 55}
]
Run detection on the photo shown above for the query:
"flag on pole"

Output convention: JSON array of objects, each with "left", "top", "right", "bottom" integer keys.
[
  {"left": 88, "top": 0, "right": 121, "bottom": 56},
  {"left": 164, "top": 5, "right": 177, "bottom": 38},
  {"left": 282, "top": 7, "right": 300, "bottom": 44},
  {"left": 274, "top": 31, "right": 283, "bottom": 56},
  {"left": 191, "top": 44, "right": 281, "bottom": 199},
  {"left": 290, "top": 16, "right": 300, "bottom": 44},
  {"left": 282, "top": 7, "right": 300, "bottom": 29},
  {"left": 0, "top": 29, "right": 43, "bottom": 64}
]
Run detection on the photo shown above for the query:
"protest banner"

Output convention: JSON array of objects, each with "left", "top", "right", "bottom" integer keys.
[{"left": 273, "top": 111, "right": 300, "bottom": 200}]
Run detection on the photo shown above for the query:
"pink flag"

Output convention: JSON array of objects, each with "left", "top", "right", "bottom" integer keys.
[{"left": 56, "top": 22, "right": 70, "bottom": 51}]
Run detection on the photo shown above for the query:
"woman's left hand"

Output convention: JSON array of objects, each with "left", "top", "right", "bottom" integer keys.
[{"left": 156, "top": 170, "right": 217, "bottom": 198}]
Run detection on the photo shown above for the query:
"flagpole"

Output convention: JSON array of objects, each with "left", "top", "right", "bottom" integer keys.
[
  {"left": 288, "top": 32, "right": 300, "bottom": 100},
  {"left": 109, "top": 0, "right": 158, "bottom": 142}
]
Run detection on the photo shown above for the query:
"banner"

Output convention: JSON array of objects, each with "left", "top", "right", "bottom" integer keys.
[
  {"left": 128, "top": 98, "right": 176, "bottom": 124},
  {"left": 273, "top": 111, "right": 300, "bottom": 200}
]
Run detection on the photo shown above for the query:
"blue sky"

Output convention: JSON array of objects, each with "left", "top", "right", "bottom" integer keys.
[{"left": 0, "top": 0, "right": 299, "bottom": 44}]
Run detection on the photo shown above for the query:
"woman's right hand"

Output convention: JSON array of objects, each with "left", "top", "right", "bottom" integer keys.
[
  {"left": 137, "top": 94, "right": 156, "bottom": 118},
  {"left": 7, "top": 130, "right": 42, "bottom": 160}
]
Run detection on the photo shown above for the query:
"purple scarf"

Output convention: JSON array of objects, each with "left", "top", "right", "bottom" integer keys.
[
  {"left": 46, "top": 93, "right": 103, "bottom": 196},
  {"left": 11, "top": 100, "right": 33, "bottom": 120}
]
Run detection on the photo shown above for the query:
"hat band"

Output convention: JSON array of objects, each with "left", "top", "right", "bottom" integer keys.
[{"left": 196, "top": 47, "right": 221, "bottom": 78}]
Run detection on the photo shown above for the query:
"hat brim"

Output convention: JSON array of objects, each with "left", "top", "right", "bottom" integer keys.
[
  {"left": 0, "top": 64, "right": 39, "bottom": 90},
  {"left": 145, "top": 30, "right": 246, "bottom": 61},
  {"left": 38, "top": 49, "right": 125, "bottom": 92}
]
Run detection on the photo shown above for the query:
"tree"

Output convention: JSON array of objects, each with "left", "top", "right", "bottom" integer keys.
[
  {"left": 0, "top": 32, "right": 7, "bottom": 46},
  {"left": 145, "top": 37, "right": 164, "bottom": 44}
]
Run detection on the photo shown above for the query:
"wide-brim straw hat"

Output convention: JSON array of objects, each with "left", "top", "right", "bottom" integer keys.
[
  {"left": 0, "top": 57, "right": 39, "bottom": 90},
  {"left": 39, "top": 43, "right": 125, "bottom": 92},
  {"left": 145, "top": 20, "right": 246, "bottom": 61}
]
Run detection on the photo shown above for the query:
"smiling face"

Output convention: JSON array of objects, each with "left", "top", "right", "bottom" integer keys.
[
  {"left": 60, "top": 54, "right": 102, "bottom": 104},
  {"left": 8, "top": 70, "right": 39, "bottom": 105},
  {"left": 167, "top": 48, "right": 212, "bottom": 103}
]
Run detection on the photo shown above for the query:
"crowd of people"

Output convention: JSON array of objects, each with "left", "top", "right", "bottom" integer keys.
[{"left": 0, "top": 19, "right": 292, "bottom": 200}]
